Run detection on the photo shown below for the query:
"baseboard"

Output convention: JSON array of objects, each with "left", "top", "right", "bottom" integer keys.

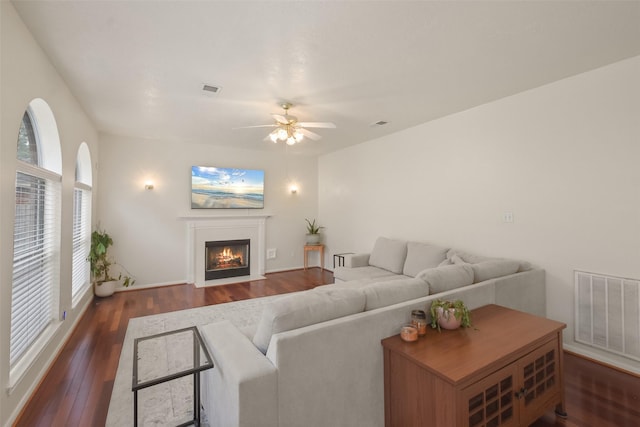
[
  {"left": 194, "top": 274, "right": 266, "bottom": 288},
  {"left": 113, "top": 280, "right": 187, "bottom": 292},
  {"left": 266, "top": 265, "right": 333, "bottom": 274},
  {"left": 563, "top": 343, "right": 640, "bottom": 376},
  {"left": 265, "top": 266, "right": 303, "bottom": 274}
]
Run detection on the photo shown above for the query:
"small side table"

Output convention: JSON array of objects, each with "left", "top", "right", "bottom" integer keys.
[
  {"left": 304, "top": 244, "right": 324, "bottom": 270},
  {"left": 333, "top": 252, "right": 355, "bottom": 268},
  {"left": 133, "top": 326, "right": 213, "bottom": 426}
]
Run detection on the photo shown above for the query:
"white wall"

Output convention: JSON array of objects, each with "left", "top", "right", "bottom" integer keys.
[
  {"left": 97, "top": 134, "right": 319, "bottom": 287},
  {"left": 0, "top": 3, "right": 100, "bottom": 425},
  {"left": 319, "top": 56, "right": 640, "bottom": 373}
]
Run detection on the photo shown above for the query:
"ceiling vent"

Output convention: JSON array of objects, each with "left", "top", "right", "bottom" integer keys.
[{"left": 202, "top": 84, "right": 221, "bottom": 94}]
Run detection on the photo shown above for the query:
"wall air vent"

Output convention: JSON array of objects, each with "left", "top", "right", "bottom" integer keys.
[
  {"left": 575, "top": 270, "right": 640, "bottom": 362},
  {"left": 202, "top": 84, "right": 221, "bottom": 94}
]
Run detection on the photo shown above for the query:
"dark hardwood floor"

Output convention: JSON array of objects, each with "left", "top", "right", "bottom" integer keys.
[{"left": 14, "top": 268, "right": 640, "bottom": 426}]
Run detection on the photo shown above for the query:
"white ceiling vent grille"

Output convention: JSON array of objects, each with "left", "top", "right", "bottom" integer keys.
[
  {"left": 202, "top": 84, "right": 221, "bottom": 94},
  {"left": 575, "top": 270, "right": 640, "bottom": 362}
]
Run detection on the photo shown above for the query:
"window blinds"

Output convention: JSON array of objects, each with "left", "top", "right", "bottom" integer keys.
[
  {"left": 10, "top": 172, "right": 61, "bottom": 366},
  {"left": 71, "top": 186, "right": 91, "bottom": 302}
]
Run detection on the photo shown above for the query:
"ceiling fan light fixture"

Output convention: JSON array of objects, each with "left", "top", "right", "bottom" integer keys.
[{"left": 235, "top": 102, "right": 335, "bottom": 145}]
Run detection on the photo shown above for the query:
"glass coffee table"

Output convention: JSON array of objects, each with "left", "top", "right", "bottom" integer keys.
[{"left": 132, "top": 326, "right": 213, "bottom": 427}]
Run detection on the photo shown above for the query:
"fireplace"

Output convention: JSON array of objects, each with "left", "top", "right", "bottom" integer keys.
[
  {"left": 183, "top": 215, "right": 268, "bottom": 287},
  {"left": 205, "top": 239, "right": 250, "bottom": 280}
]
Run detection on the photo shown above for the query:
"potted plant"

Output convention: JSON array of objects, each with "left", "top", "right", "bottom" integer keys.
[
  {"left": 305, "top": 218, "right": 324, "bottom": 244},
  {"left": 88, "top": 229, "right": 135, "bottom": 297},
  {"left": 430, "top": 299, "right": 472, "bottom": 331}
]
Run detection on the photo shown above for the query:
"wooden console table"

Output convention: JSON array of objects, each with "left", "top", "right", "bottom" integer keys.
[
  {"left": 304, "top": 244, "right": 324, "bottom": 270},
  {"left": 382, "top": 304, "right": 566, "bottom": 427}
]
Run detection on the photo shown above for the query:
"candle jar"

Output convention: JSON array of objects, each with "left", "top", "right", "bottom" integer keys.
[
  {"left": 411, "top": 310, "right": 427, "bottom": 336},
  {"left": 400, "top": 324, "right": 418, "bottom": 342}
]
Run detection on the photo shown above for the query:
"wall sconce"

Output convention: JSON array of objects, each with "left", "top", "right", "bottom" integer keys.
[
  {"left": 289, "top": 184, "right": 298, "bottom": 194},
  {"left": 144, "top": 181, "right": 154, "bottom": 190}
]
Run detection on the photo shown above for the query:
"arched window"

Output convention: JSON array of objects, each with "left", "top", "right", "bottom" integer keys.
[
  {"left": 17, "top": 112, "right": 39, "bottom": 164},
  {"left": 71, "top": 143, "right": 92, "bottom": 303},
  {"left": 10, "top": 99, "right": 62, "bottom": 371}
]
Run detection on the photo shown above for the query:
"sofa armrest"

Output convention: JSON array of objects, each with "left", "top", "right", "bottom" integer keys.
[
  {"left": 199, "top": 321, "right": 278, "bottom": 427},
  {"left": 345, "top": 253, "right": 370, "bottom": 268}
]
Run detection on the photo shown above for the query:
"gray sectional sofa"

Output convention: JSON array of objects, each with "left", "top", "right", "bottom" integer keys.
[
  {"left": 334, "top": 236, "right": 529, "bottom": 284},
  {"left": 199, "top": 237, "right": 545, "bottom": 427}
]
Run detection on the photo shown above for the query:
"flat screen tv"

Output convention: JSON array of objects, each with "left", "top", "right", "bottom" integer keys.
[{"left": 191, "top": 166, "right": 264, "bottom": 209}]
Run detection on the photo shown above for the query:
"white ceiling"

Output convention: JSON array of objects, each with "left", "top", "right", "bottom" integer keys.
[{"left": 12, "top": 0, "right": 640, "bottom": 156}]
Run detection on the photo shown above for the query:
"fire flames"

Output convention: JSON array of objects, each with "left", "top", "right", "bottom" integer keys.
[{"left": 208, "top": 246, "right": 245, "bottom": 270}]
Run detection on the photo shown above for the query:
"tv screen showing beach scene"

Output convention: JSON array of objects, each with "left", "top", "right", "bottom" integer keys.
[{"left": 191, "top": 166, "right": 265, "bottom": 209}]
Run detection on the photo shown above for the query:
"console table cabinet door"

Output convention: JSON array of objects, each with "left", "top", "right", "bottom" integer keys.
[
  {"left": 516, "top": 338, "right": 563, "bottom": 424},
  {"left": 460, "top": 338, "right": 561, "bottom": 427},
  {"left": 460, "top": 364, "right": 519, "bottom": 427}
]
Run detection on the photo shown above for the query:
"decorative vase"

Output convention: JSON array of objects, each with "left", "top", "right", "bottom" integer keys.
[
  {"left": 436, "top": 307, "right": 462, "bottom": 330},
  {"left": 306, "top": 233, "right": 321, "bottom": 244},
  {"left": 94, "top": 280, "right": 117, "bottom": 297}
]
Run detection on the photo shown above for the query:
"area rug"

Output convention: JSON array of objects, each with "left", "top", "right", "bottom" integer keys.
[{"left": 106, "top": 295, "right": 280, "bottom": 427}]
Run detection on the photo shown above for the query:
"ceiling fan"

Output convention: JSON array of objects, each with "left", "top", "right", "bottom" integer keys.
[{"left": 235, "top": 103, "right": 336, "bottom": 145}]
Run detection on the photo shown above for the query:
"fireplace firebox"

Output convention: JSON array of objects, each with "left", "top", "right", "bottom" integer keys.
[{"left": 205, "top": 239, "right": 250, "bottom": 280}]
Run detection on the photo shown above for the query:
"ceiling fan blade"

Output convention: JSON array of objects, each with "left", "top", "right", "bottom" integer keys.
[
  {"left": 299, "top": 128, "right": 322, "bottom": 141},
  {"left": 233, "top": 124, "right": 277, "bottom": 130},
  {"left": 271, "top": 114, "right": 290, "bottom": 125},
  {"left": 297, "top": 122, "right": 336, "bottom": 129}
]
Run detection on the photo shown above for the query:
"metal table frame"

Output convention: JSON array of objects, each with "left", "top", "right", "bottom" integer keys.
[
  {"left": 132, "top": 326, "right": 213, "bottom": 427},
  {"left": 333, "top": 252, "right": 354, "bottom": 268}
]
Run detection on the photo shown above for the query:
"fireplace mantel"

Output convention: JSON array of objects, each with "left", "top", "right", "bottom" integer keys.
[
  {"left": 178, "top": 213, "right": 272, "bottom": 221},
  {"left": 181, "top": 214, "right": 271, "bottom": 286}
]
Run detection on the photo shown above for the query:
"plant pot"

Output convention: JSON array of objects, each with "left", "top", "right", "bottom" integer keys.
[
  {"left": 436, "top": 307, "right": 462, "bottom": 330},
  {"left": 94, "top": 280, "right": 118, "bottom": 297},
  {"left": 306, "top": 233, "right": 322, "bottom": 245}
]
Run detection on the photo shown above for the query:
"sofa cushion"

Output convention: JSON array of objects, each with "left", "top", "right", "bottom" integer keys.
[
  {"left": 362, "top": 278, "right": 430, "bottom": 311},
  {"left": 438, "top": 258, "right": 453, "bottom": 267},
  {"left": 472, "top": 260, "right": 520, "bottom": 283},
  {"left": 325, "top": 275, "right": 408, "bottom": 290},
  {"left": 344, "top": 253, "right": 370, "bottom": 268},
  {"left": 368, "top": 237, "right": 407, "bottom": 274},
  {"left": 447, "top": 248, "right": 493, "bottom": 264},
  {"left": 451, "top": 254, "right": 467, "bottom": 265},
  {"left": 516, "top": 261, "right": 533, "bottom": 272},
  {"left": 402, "top": 242, "right": 449, "bottom": 277},
  {"left": 333, "top": 265, "right": 398, "bottom": 282},
  {"left": 417, "top": 264, "right": 474, "bottom": 294},
  {"left": 252, "top": 288, "right": 366, "bottom": 353}
]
